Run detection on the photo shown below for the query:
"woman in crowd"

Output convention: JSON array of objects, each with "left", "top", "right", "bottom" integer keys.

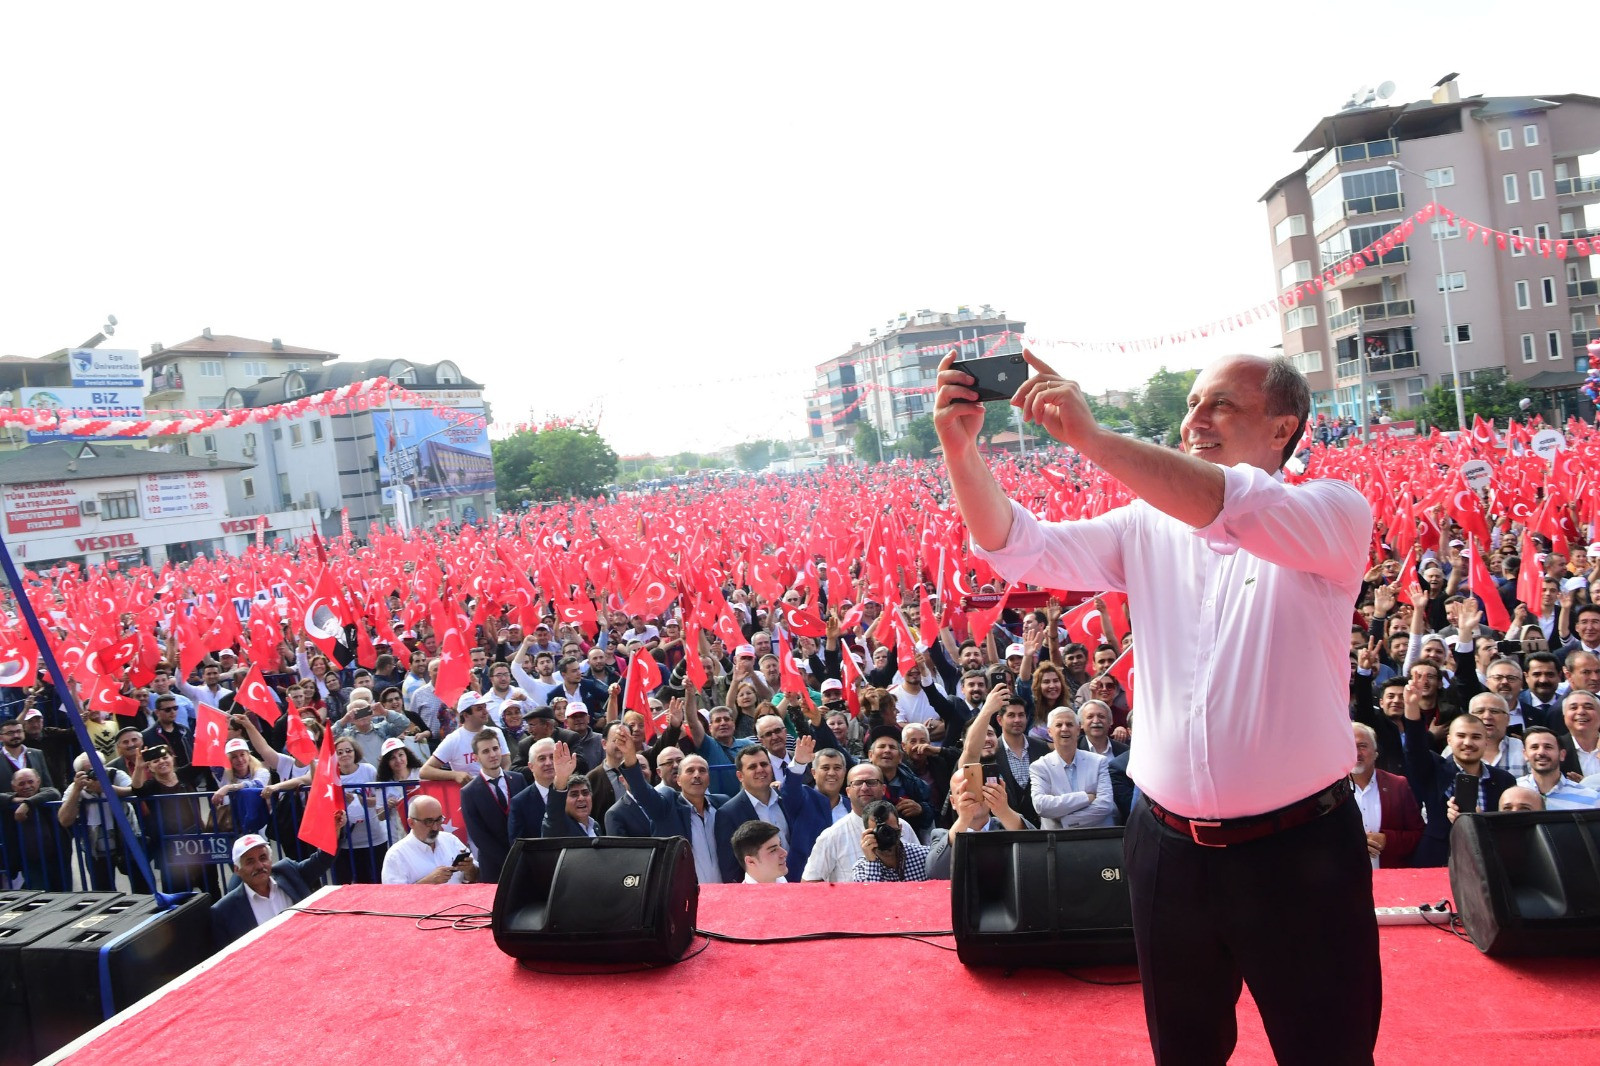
[
  {"left": 375, "top": 737, "right": 422, "bottom": 844},
  {"left": 333, "top": 736, "right": 386, "bottom": 884},
  {"left": 211, "top": 739, "right": 271, "bottom": 834}
]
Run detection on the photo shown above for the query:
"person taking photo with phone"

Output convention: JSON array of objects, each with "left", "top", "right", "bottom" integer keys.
[{"left": 381, "top": 794, "right": 477, "bottom": 885}]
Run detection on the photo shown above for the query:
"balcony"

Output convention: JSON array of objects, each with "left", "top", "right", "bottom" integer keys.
[
  {"left": 1561, "top": 226, "right": 1600, "bottom": 241},
  {"left": 1556, "top": 175, "right": 1600, "bottom": 198},
  {"left": 1570, "top": 280, "right": 1600, "bottom": 300},
  {"left": 1334, "top": 350, "right": 1420, "bottom": 381},
  {"left": 1307, "top": 139, "right": 1399, "bottom": 192},
  {"left": 1328, "top": 300, "right": 1416, "bottom": 334},
  {"left": 1576, "top": 329, "right": 1600, "bottom": 352},
  {"left": 1329, "top": 245, "right": 1410, "bottom": 283},
  {"left": 1345, "top": 191, "right": 1404, "bottom": 219},
  {"left": 148, "top": 369, "right": 185, "bottom": 395}
]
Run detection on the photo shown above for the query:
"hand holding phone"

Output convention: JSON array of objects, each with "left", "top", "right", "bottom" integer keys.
[
  {"left": 948, "top": 355, "right": 1029, "bottom": 403},
  {"left": 1453, "top": 773, "right": 1480, "bottom": 816}
]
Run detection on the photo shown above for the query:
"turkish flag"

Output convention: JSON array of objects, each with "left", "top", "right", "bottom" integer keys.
[
  {"left": 1061, "top": 592, "right": 1128, "bottom": 650},
  {"left": 300, "top": 565, "right": 349, "bottom": 657},
  {"left": 1446, "top": 477, "right": 1491, "bottom": 546},
  {"left": 775, "top": 628, "right": 820, "bottom": 719},
  {"left": 87, "top": 672, "right": 140, "bottom": 718},
  {"left": 963, "top": 585, "right": 1013, "bottom": 653},
  {"left": 1466, "top": 537, "right": 1511, "bottom": 633},
  {"left": 285, "top": 706, "right": 319, "bottom": 767},
  {"left": 0, "top": 627, "right": 39, "bottom": 688},
  {"left": 298, "top": 727, "right": 344, "bottom": 856},
  {"left": 193, "top": 702, "right": 230, "bottom": 767},
  {"left": 622, "top": 571, "right": 675, "bottom": 621},
  {"left": 237, "top": 663, "right": 283, "bottom": 724},
  {"left": 777, "top": 598, "right": 826, "bottom": 638},
  {"left": 1393, "top": 544, "right": 1418, "bottom": 606},
  {"left": 623, "top": 643, "right": 663, "bottom": 724},
  {"left": 434, "top": 624, "right": 472, "bottom": 709},
  {"left": 1107, "top": 645, "right": 1135, "bottom": 712},
  {"left": 683, "top": 619, "right": 708, "bottom": 691},
  {"left": 1516, "top": 529, "right": 1545, "bottom": 613},
  {"left": 837, "top": 641, "right": 865, "bottom": 717}
]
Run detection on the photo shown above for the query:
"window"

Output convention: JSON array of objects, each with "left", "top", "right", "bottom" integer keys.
[
  {"left": 1406, "top": 377, "right": 1425, "bottom": 409},
  {"left": 1284, "top": 306, "right": 1318, "bottom": 331},
  {"left": 1280, "top": 260, "right": 1312, "bottom": 289},
  {"left": 1535, "top": 223, "right": 1551, "bottom": 241},
  {"left": 1442, "top": 324, "right": 1473, "bottom": 344},
  {"left": 1516, "top": 280, "right": 1531, "bottom": 309},
  {"left": 242, "top": 477, "right": 255, "bottom": 499},
  {"left": 1542, "top": 277, "right": 1557, "bottom": 305},
  {"left": 1504, "top": 174, "right": 1519, "bottom": 203},
  {"left": 277, "top": 473, "right": 290, "bottom": 505},
  {"left": 1525, "top": 124, "right": 1539, "bottom": 147},
  {"left": 1290, "top": 350, "right": 1323, "bottom": 373},
  {"left": 1436, "top": 272, "right": 1467, "bottom": 292},
  {"left": 1274, "top": 214, "right": 1306, "bottom": 244},
  {"left": 1530, "top": 171, "right": 1546, "bottom": 200},
  {"left": 1577, "top": 313, "right": 1590, "bottom": 333},
  {"left": 310, "top": 420, "right": 325, "bottom": 442},
  {"left": 1573, "top": 265, "right": 1585, "bottom": 284},
  {"left": 1430, "top": 220, "right": 1461, "bottom": 240},
  {"left": 1510, "top": 227, "right": 1525, "bottom": 256},
  {"left": 1425, "top": 167, "right": 1455, "bottom": 188},
  {"left": 243, "top": 432, "right": 257, "bottom": 450},
  {"left": 201, "top": 434, "right": 217, "bottom": 454},
  {"left": 272, "top": 426, "right": 284, "bottom": 442},
  {"left": 198, "top": 360, "right": 223, "bottom": 377},
  {"left": 98, "top": 491, "right": 139, "bottom": 521},
  {"left": 1548, "top": 331, "right": 1563, "bottom": 360},
  {"left": 290, "top": 424, "right": 304, "bottom": 447},
  {"left": 1521, "top": 334, "right": 1537, "bottom": 362},
  {"left": 1498, "top": 129, "right": 1514, "bottom": 150}
]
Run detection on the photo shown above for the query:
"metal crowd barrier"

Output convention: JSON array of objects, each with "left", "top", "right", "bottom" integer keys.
[{"left": 0, "top": 782, "right": 433, "bottom": 895}]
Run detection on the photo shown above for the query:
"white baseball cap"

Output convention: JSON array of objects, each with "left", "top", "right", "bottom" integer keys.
[
  {"left": 735, "top": 644, "right": 756, "bottom": 658},
  {"left": 379, "top": 737, "right": 407, "bottom": 757},
  {"left": 224, "top": 738, "right": 250, "bottom": 754},
  {"left": 564, "top": 701, "right": 589, "bottom": 719},
  {"left": 231, "top": 833, "right": 270, "bottom": 866},
  {"left": 820, "top": 678, "right": 844, "bottom": 694},
  {"left": 456, "top": 691, "right": 487, "bottom": 713},
  {"left": 1005, "top": 643, "right": 1026, "bottom": 659}
]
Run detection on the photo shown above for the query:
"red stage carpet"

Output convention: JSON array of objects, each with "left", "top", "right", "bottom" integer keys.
[{"left": 44, "top": 868, "right": 1600, "bottom": 1065}]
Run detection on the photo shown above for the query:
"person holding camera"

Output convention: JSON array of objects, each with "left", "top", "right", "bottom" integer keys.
[
  {"left": 381, "top": 794, "right": 477, "bottom": 885},
  {"left": 850, "top": 799, "right": 930, "bottom": 882}
]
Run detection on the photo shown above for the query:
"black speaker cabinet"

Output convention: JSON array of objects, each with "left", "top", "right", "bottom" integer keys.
[
  {"left": 1449, "top": 808, "right": 1600, "bottom": 957},
  {"left": 951, "top": 828, "right": 1136, "bottom": 968},
  {"left": 492, "top": 836, "right": 698, "bottom": 965},
  {"left": 0, "top": 893, "right": 122, "bottom": 1066},
  {"left": 22, "top": 891, "right": 214, "bottom": 1060}
]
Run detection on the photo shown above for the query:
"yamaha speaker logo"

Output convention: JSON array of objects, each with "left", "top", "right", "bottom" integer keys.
[
  {"left": 1100, "top": 867, "right": 1122, "bottom": 881},
  {"left": 622, "top": 874, "right": 641, "bottom": 888}
]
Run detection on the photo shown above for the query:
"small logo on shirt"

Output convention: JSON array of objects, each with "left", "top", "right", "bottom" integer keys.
[
  {"left": 622, "top": 874, "right": 641, "bottom": 888},
  {"left": 1100, "top": 867, "right": 1121, "bottom": 881},
  {"left": 1244, "top": 577, "right": 1257, "bottom": 587}
]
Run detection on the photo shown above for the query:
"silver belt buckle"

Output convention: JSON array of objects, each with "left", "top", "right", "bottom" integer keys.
[{"left": 1188, "top": 819, "right": 1226, "bottom": 847}]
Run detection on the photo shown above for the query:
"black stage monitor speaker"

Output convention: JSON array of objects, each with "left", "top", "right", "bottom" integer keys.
[
  {"left": 951, "top": 828, "right": 1136, "bottom": 968},
  {"left": 493, "top": 836, "right": 698, "bottom": 966},
  {"left": 23, "top": 891, "right": 214, "bottom": 1060},
  {"left": 0, "top": 893, "right": 122, "bottom": 1066},
  {"left": 1449, "top": 808, "right": 1600, "bottom": 957}
]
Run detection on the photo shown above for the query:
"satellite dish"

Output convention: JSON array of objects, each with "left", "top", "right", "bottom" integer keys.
[
  {"left": 1376, "top": 81, "right": 1396, "bottom": 100},
  {"left": 106, "top": 314, "right": 117, "bottom": 326}
]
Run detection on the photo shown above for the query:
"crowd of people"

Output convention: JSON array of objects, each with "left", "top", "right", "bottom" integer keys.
[{"left": 0, "top": 413, "right": 1596, "bottom": 953}]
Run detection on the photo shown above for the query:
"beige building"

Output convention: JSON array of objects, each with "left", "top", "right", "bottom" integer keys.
[
  {"left": 1261, "top": 78, "right": 1600, "bottom": 423},
  {"left": 806, "top": 306, "right": 1025, "bottom": 454}
]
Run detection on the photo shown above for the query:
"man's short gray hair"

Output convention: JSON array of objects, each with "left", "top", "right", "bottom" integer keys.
[{"left": 1262, "top": 355, "right": 1311, "bottom": 467}]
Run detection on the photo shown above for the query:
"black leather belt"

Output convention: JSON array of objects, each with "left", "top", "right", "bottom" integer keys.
[{"left": 1148, "top": 778, "right": 1353, "bottom": 848}]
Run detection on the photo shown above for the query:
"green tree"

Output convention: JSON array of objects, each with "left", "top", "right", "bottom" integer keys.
[
  {"left": 771, "top": 440, "right": 791, "bottom": 460},
  {"left": 1419, "top": 372, "right": 1531, "bottom": 431},
  {"left": 853, "top": 422, "right": 883, "bottom": 463},
  {"left": 1130, "top": 367, "right": 1199, "bottom": 446},
  {"left": 734, "top": 440, "right": 772, "bottom": 471},
  {"left": 491, "top": 427, "right": 618, "bottom": 506},
  {"left": 979, "top": 400, "right": 1016, "bottom": 445},
  {"left": 902, "top": 414, "right": 940, "bottom": 458}
]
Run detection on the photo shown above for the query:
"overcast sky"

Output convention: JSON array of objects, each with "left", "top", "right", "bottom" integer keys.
[{"left": 1, "top": 2, "right": 1590, "bottom": 455}]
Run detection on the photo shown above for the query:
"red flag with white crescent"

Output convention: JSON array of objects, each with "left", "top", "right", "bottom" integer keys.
[
  {"left": 298, "top": 727, "right": 344, "bottom": 856},
  {"left": 193, "top": 702, "right": 230, "bottom": 767},
  {"left": 237, "top": 663, "right": 283, "bottom": 724}
]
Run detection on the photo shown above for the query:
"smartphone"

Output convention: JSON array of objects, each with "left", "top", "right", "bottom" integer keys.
[
  {"left": 950, "top": 354, "right": 1029, "bottom": 403},
  {"left": 1496, "top": 640, "right": 1522, "bottom": 655},
  {"left": 453, "top": 849, "right": 472, "bottom": 866},
  {"left": 1454, "top": 773, "right": 1480, "bottom": 816},
  {"left": 961, "top": 763, "right": 986, "bottom": 802}
]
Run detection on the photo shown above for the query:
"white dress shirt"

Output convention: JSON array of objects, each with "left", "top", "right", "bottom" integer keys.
[
  {"left": 743, "top": 788, "right": 789, "bottom": 852},
  {"left": 1351, "top": 774, "right": 1382, "bottom": 869},
  {"left": 382, "top": 830, "right": 468, "bottom": 885},
  {"left": 1028, "top": 749, "right": 1116, "bottom": 828},
  {"left": 801, "top": 810, "right": 918, "bottom": 882},
  {"left": 976, "top": 464, "right": 1370, "bottom": 819},
  {"left": 247, "top": 878, "right": 294, "bottom": 926}
]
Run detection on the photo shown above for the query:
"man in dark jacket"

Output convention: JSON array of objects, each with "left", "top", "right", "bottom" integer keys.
[
  {"left": 1402, "top": 685, "right": 1515, "bottom": 867},
  {"left": 210, "top": 829, "right": 340, "bottom": 947}
]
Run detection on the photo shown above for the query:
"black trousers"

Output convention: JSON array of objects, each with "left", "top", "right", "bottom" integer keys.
[{"left": 1124, "top": 793, "right": 1381, "bottom": 1066}]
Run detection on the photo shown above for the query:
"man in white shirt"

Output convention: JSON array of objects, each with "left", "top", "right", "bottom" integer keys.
[
  {"left": 175, "top": 662, "right": 233, "bottom": 710},
  {"left": 381, "top": 795, "right": 478, "bottom": 885},
  {"left": 1562, "top": 690, "right": 1600, "bottom": 777},
  {"left": 936, "top": 350, "right": 1379, "bottom": 1062},
  {"left": 889, "top": 653, "right": 939, "bottom": 728},
  {"left": 801, "top": 763, "right": 916, "bottom": 882},
  {"left": 1029, "top": 707, "right": 1116, "bottom": 829},
  {"left": 1519, "top": 726, "right": 1600, "bottom": 810},
  {"left": 420, "top": 693, "right": 507, "bottom": 784},
  {"left": 733, "top": 820, "right": 786, "bottom": 884}
]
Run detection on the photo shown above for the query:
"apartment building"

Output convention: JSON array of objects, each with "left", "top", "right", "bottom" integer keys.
[{"left": 1261, "top": 78, "right": 1600, "bottom": 422}]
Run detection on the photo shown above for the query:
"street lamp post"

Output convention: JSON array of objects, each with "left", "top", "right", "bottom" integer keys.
[{"left": 1388, "top": 160, "right": 1466, "bottom": 430}]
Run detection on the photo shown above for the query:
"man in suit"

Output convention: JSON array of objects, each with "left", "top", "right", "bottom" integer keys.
[
  {"left": 1558, "top": 689, "right": 1600, "bottom": 779},
  {"left": 210, "top": 831, "right": 339, "bottom": 947},
  {"left": 1402, "top": 682, "right": 1515, "bottom": 867},
  {"left": 0, "top": 718, "right": 52, "bottom": 793},
  {"left": 992, "top": 693, "right": 1049, "bottom": 827},
  {"left": 507, "top": 737, "right": 561, "bottom": 840},
  {"left": 1350, "top": 722, "right": 1423, "bottom": 869},
  {"left": 1520, "top": 653, "right": 1565, "bottom": 733},
  {"left": 713, "top": 738, "right": 831, "bottom": 883},
  {"left": 1029, "top": 707, "right": 1116, "bottom": 829},
  {"left": 1077, "top": 700, "right": 1128, "bottom": 759},
  {"left": 862, "top": 725, "right": 936, "bottom": 842},
  {"left": 514, "top": 707, "right": 583, "bottom": 774},
  {"left": 460, "top": 731, "right": 525, "bottom": 883},
  {"left": 0, "top": 769, "right": 69, "bottom": 890},
  {"left": 584, "top": 723, "right": 636, "bottom": 827}
]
